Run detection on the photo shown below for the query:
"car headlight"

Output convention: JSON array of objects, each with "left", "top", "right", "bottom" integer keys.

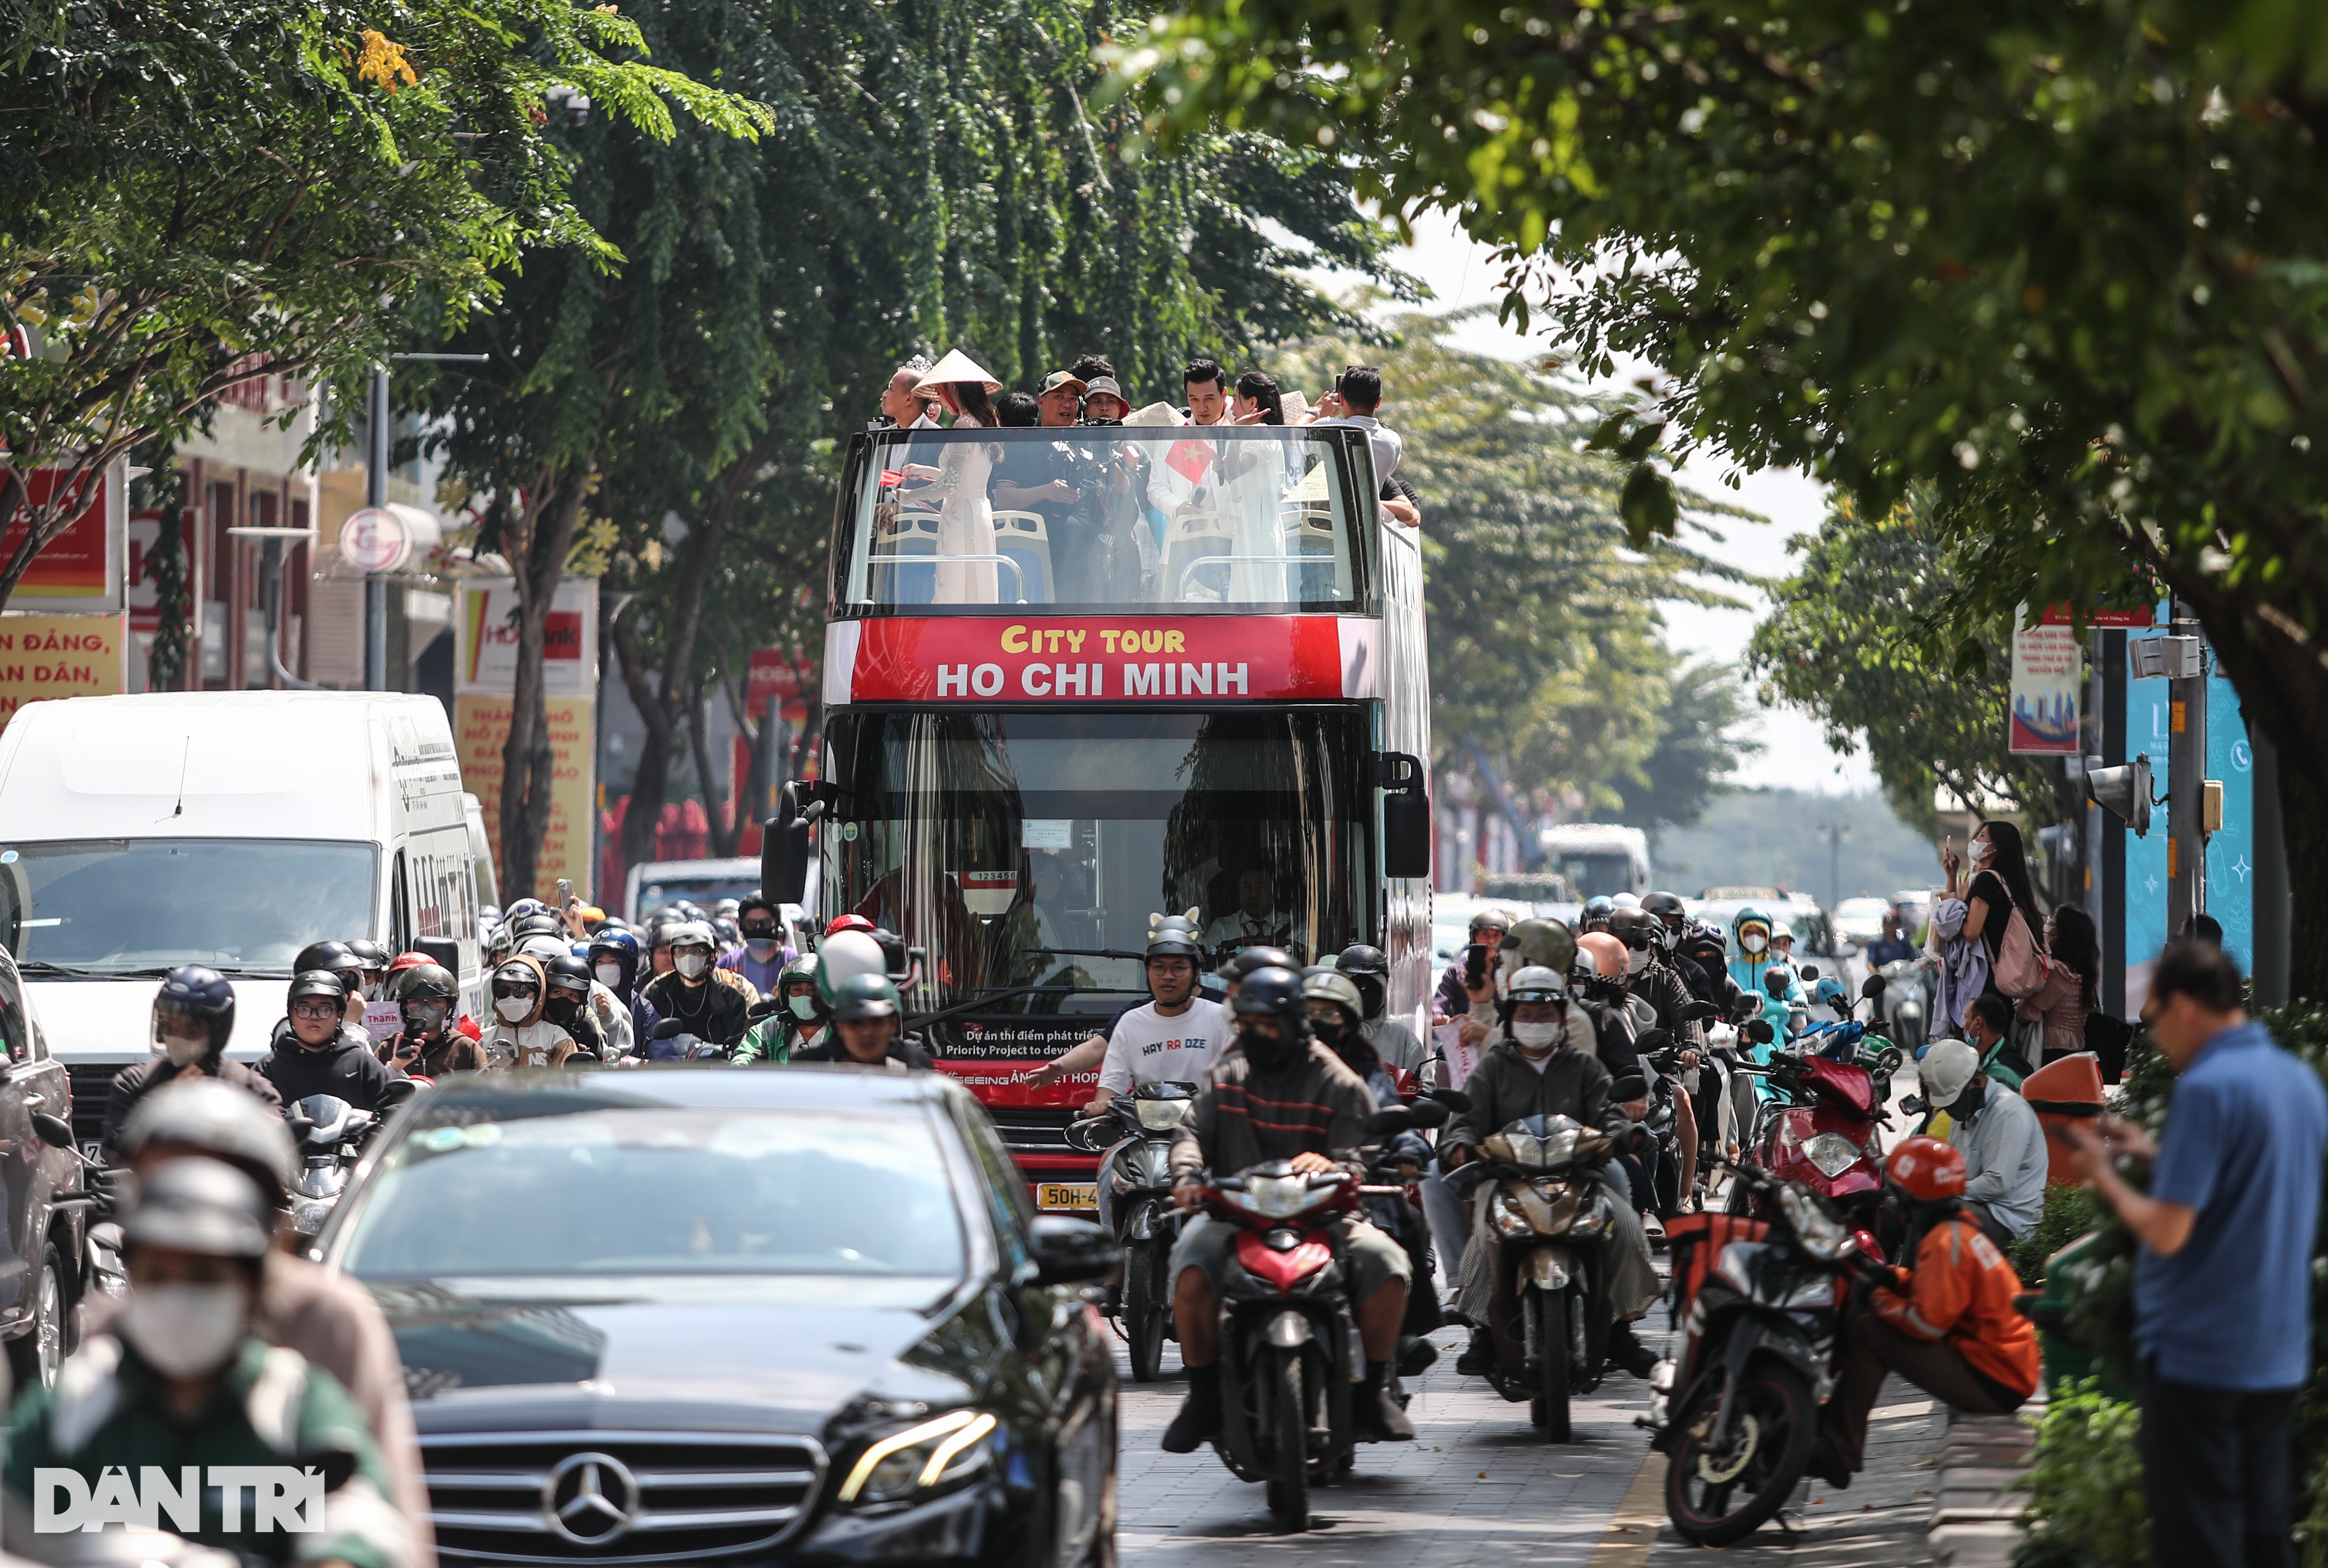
[
  {"left": 837, "top": 1410, "right": 998, "bottom": 1506},
  {"left": 1802, "top": 1131, "right": 1862, "bottom": 1180}
]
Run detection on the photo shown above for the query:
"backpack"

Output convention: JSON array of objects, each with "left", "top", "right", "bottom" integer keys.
[{"left": 1993, "top": 902, "right": 2048, "bottom": 1000}]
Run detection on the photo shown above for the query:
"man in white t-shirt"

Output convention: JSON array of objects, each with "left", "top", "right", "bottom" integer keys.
[{"left": 1025, "top": 914, "right": 1226, "bottom": 1110}]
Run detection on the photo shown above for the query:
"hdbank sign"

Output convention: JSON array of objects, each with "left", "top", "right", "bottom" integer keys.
[
  {"left": 35, "top": 1466, "right": 326, "bottom": 1531},
  {"left": 824, "top": 615, "right": 1381, "bottom": 705}
]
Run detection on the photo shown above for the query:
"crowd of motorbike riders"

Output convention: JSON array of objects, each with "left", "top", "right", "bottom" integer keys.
[{"left": 60, "top": 885, "right": 2042, "bottom": 1553}]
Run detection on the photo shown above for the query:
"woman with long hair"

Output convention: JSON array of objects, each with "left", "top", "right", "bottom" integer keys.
[
  {"left": 1232, "top": 371, "right": 1285, "bottom": 425},
  {"left": 912, "top": 350, "right": 1003, "bottom": 603},
  {"left": 1937, "top": 818, "right": 2046, "bottom": 1046},
  {"left": 2021, "top": 903, "right": 2100, "bottom": 1063}
]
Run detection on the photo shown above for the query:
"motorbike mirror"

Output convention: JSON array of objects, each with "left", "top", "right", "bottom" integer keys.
[
  {"left": 1745, "top": 1019, "right": 1775, "bottom": 1045},
  {"left": 1634, "top": 1028, "right": 1671, "bottom": 1056},
  {"left": 1424, "top": 1087, "right": 1472, "bottom": 1113},
  {"left": 30, "top": 1112, "right": 73, "bottom": 1150},
  {"left": 1861, "top": 974, "right": 1888, "bottom": 1001},
  {"left": 1406, "top": 1097, "right": 1450, "bottom": 1129},
  {"left": 1800, "top": 964, "right": 1820, "bottom": 981},
  {"left": 649, "top": 1018, "right": 686, "bottom": 1040},
  {"left": 1608, "top": 1074, "right": 1648, "bottom": 1102},
  {"left": 1368, "top": 1105, "right": 1414, "bottom": 1136},
  {"left": 745, "top": 998, "right": 784, "bottom": 1022},
  {"left": 378, "top": 1079, "right": 418, "bottom": 1107},
  {"left": 1679, "top": 1000, "right": 1721, "bottom": 1023}
]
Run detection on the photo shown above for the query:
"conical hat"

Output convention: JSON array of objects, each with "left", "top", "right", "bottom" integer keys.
[
  {"left": 1122, "top": 401, "right": 1186, "bottom": 427},
  {"left": 913, "top": 348, "right": 1001, "bottom": 394},
  {"left": 1280, "top": 388, "right": 1311, "bottom": 423}
]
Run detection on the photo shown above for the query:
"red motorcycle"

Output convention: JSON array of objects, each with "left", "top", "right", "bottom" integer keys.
[
  {"left": 1728, "top": 992, "right": 1901, "bottom": 1232},
  {"left": 1197, "top": 1099, "right": 1446, "bottom": 1533}
]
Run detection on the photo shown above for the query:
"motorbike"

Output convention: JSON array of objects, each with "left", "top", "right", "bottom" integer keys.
[
  {"left": 1066, "top": 1081, "right": 1201, "bottom": 1382},
  {"left": 648, "top": 1015, "right": 730, "bottom": 1061},
  {"left": 1448, "top": 1077, "right": 1645, "bottom": 1442},
  {"left": 1197, "top": 1097, "right": 1448, "bottom": 1533},
  {"left": 1877, "top": 957, "right": 1932, "bottom": 1055},
  {"left": 1635, "top": 1001, "right": 1722, "bottom": 1215},
  {"left": 286, "top": 1083, "right": 414, "bottom": 1241},
  {"left": 1649, "top": 1160, "right": 1876, "bottom": 1547},
  {"left": 1728, "top": 978, "right": 1901, "bottom": 1230}
]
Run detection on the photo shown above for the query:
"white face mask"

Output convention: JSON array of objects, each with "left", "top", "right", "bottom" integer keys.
[
  {"left": 788, "top": 993, "right": 820, "bottom": 1021},
  {"left": 122, "top": 1281, "right": 249, "bottom": 1378},
  {"left": 594, "top": 962, "right": 623, "bottom": 989},
  {"left": 1625, "top": 947, "right": 1650, "bottom": 977},
  {"left": 1511, "top": 1020, "right": 1562, "bottom": 1053},
  {"left": 495, "top": 996, "right": 533, "bottom": 1022},
  {"left": 675, "top": 952, "right": 709, "bottom": 979},
  {"left": 1969, "top": 840, "right": 1992, "bottom": 866},
  {"left": 164, "top": 1033, "right": 206, "bottom": 1068},
  {"left": 1741, "top": 931, "right": 1768, "bottom": 954}
]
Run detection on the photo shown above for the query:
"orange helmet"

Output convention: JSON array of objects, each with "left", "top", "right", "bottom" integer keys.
[
  {"left": 1575, "top": 932, "right": 1627, "bottom": 981},
  {"left": 1885, "top": 1136, "right": 1966, "bottom": 1202}
]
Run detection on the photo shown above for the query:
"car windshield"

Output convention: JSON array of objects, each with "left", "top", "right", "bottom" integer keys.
[
  {"left": 1546, "top": 851, "right": 1635, "bottom": 899},
  {"left": 0, "top": 838, "right": 376, "bottom": 975},
  {"left": 339, "top": 1109, "right": 966, "bottom": 1279},
  {"left": 822, "top": 708, "right": 1372, "bottom": 1023},
  {"left": 837, "top": 426, "right": 1374, "bottom": 613}
]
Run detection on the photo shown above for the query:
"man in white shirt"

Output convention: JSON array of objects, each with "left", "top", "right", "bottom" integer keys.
[
  {"left": 1310, "top": 364, "right": 1403, "bottom": 483},
  {"left": 1202, "top": 866, "right": 1293, "bottom": 955},
  {"left": 879, "top": 354, "right": 941, "bottom": 428},
  {"left": 1921, "top": 1015, "right": 2048, "bottom": 1242},
  {"left": 1024, "top": 915, "right": 1227, "bottom": 1110}
]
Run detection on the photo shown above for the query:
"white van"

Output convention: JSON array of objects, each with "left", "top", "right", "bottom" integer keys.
[{"left": 0, "top": 691, "right": 481, "bottom": 1140}]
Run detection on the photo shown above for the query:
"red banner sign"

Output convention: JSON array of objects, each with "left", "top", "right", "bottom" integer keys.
[
  {"left": 0, "top": 468, "right": 111, "bottom": 597},
  {"left": 825, "top": 615, "right": 1379, "bottom": 705},
  {"left": 2040, "top": 602, "right": 2155, "bottom": 628},
  {"left": 746, "top": 646, "right": 810, "bottom": 719}
]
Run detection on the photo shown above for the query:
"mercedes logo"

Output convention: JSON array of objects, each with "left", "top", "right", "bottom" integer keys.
[{"left": 541, "top": 1452, "right": 641, "bottom": 1543}]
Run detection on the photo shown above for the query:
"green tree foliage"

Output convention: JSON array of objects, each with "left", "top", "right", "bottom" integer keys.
[
  {"left": 1621, "top": 658, "right": 1759, "bottom": 833},
  {"left": 1268, "top": 311, "right": 1748, "bottom": 811},
  {"left": 0, "top": 0, "right": 761, "bottom": 613},
  {"left": 1750, "top": 497, "right": 2057, "bottom": 831},
  {"left": 1113, "top": 0, "right": 2328, "bottom": 995}
]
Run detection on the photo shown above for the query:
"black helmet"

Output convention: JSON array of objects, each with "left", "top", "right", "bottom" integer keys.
[
  {"left": 287, "top": 969, "right": 348, "bottom": 1006},
  {"left": 1642, "top": 891, "right": 1687, "bottom": 924},
  {"left": 1580, "top": 896, "right": 1615, "bottom": 932},
  {"left": 1230, "top": 965, "right": 1309, "bottom": 1033},
  {"left": 293, "top": 940, "right": 355, "bottom": 976},
  {"left": 391, "top": 963, "right": 457, "bottom": 1002},
  {"left": 1221, "top": 946, "right": 1296, "bottom": 983},
  {"left": 1146, "top": 911, "right": 1203, "bottom": 961},
  {"left": 511, "top": 910, "right": 566, "bottom": 942},
  {"left": 1468, "top": 907, "right": 1515, "bottom": 936},
  {"left": 153, "top": 964, "right": 236, "bottom": 1059},
  {"left": 543, "top": 954, "right": 595, "bottom": 996},
  {"left": 1608, "top": 908, "right": 1657, "bottom": 950},
  {"left": 344, "top": 938, "right": 390, "bottom": 971},
  {"left": 1336, "top": 944, "right": 1389, "bottom": 1019}
]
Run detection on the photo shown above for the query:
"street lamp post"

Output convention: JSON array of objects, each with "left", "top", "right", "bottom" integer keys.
[{"left": 364, "top": 367, "right": 389, "bottom": 692}]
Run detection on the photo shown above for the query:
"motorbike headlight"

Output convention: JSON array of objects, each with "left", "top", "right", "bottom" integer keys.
[
  {"left": 1247, "top": 1174, "right": 1312, "bottom": 1219},
  {"left": 291, "top": 1198, "right": 335, "bottom": 1235},
  {"left": 1136, "top": 1099, "right": 1189, "bottom": 1132},
  {"left": 1802, "top": 1131, "right": 1862, "bottom": 1180},
  {"left": 1490, "top": 1189, "right": 1534, "bottom": 1238},
  {"left": 1776, "top": 1183, "right": 1855, "bottom": 1261},
  {"left": 837, "top": 1410, "right": 997, "bottom": 1506}
]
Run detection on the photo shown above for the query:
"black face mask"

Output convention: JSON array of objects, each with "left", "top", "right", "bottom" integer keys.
[
  {"left": 1310, "top": 1016, "right": 1345, "bottom": 1044},
  {"left": 1946, "top": 1078, "right": 1986, "bottom": 1120},
  {"left": 1239, "top": 1024, "right": 1302, "bottom": 1073},
  {"left": 545, "top": 994, "right": 580, "bottom": 1026}
]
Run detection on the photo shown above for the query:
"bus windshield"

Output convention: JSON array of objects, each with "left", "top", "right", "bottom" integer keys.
[
  {"left": 837, "top": 426, "right": 1375, "bottom": 614},
  {"left": 821, "top": 709, "right": 1373, "bottom": 1024}
]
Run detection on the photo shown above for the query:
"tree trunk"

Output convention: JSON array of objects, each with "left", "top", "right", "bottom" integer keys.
[
  {"left": 2161, "top": 570, "right": 2328, "bottom": 1001},
  {"left": 498, "top": 465, "right": 591, "bottom": 901},
  {"left": 692, "top": 676, "right": 742, "bottom": 859},
  {"left": 602, "top": 438, "right": 773, "bottom": 888}
]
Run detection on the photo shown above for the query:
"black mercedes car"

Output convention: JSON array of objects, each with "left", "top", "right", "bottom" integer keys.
[{"left": 314, "top": 1067, "right": 1120, "bottom": 1566}]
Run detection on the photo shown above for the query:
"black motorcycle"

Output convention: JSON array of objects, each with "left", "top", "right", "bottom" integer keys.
[
  {"left": 1649, "top": 1160, "right": 1873, "bottom": 1546},
  {"left": 287, "top": 1084, "right": 414, "bottom": 1241},
  {"left": 1067, "top": 1081, "right": 1199, "bottom": 1382}
]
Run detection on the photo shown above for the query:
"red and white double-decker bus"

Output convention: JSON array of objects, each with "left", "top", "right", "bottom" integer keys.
[{"left": 766, "top": 421, "right": 1430, "bottom": 1209}]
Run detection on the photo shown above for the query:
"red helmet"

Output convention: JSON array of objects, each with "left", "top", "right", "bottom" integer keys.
[
  {"left": 389, "top": 951, "right": 431, "bottom": 972},
  {"left": 825, "top": 914, "right": 876, "bottom": 938},
  {"left": 1885, "top": 1136, "right": 1966, "bottom": 1202}
]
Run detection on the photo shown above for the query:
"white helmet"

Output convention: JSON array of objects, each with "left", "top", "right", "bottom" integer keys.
[
  {"left": 1505, "top": 965, "right": 1567, "bottom": 1004},
  {"left": 1610, "top": 892, "right": 1642, "bottom": 909},
  {"left": 1919, "top": 1040, "right": 1980, "bottom": 1107},
  {"left": 668, "top": 920, "right": 717, "bottom": 954}
]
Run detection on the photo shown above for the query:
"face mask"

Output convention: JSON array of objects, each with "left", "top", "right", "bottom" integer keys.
[
  {"left": 745, "top": 937, "right": 780, "bottom": 961},
  {"left": 545, "top": 995, "right": 579, "bottom": 1024},
  {"left": 1511, "top": 1020, "right": 1561, "bottom": 1053},
  {"left": 1969, "top": 840, "right": 1992, "bottom": 866},
  {"left": 122, "top": 1282, "right": 249, "bottom": 1378},
  {"left": 1310, "top": 1016, "right": 1344, "bottom": 1044},
  {"left": 164, "top": 1033, "right": 206, "bottom": 1067},
  {"left": 675, "top": 953, "right": 709, "bottom": 979},
  {"left": 788, "top": 993, "right": 820, "bottom": 1021},
  {"left": 496, "top": 996, "right": 533, "bottom": 1022},
  {"left": 1625, "top": 947, "right": 1650, "bottom": 977},
  {"left": 1741, "top": 931, "right": 1768, "bottom": 954},
  {"left": 1946, "top": 1079, "right": 1986, "bottom": 1119},
  {"left": 1238, "top": 1026, "right": 1299, "bottom": 1073},
  {"left": 595, "top": 962, "right": 623, "bottom": 989}
]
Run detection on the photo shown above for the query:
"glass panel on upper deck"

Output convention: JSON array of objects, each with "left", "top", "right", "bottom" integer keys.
[{"left": 838, "top": 426, "right": 1373, "bottom": 613}]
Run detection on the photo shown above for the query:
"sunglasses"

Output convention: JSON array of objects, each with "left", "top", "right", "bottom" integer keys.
[
  {"left": 741, "top": 925, "right": 780, "bottom": 938},
  {"left": 491, "top": 982, "right": 538, "bottom": 1000}
]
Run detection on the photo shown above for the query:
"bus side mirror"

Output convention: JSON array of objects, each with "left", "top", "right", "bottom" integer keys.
[
  {"left": 414, "top": 936, "right": 460, "bottom": 973},
  {"left": 762, "top": 781, "right": 817, "bottom": 905},
  {"left": 1374, "top": 752, "right": 1431, "bottom": 879}
]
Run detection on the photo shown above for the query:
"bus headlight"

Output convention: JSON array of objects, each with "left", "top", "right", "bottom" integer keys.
[{"left": 837, "top": 1410, "right": 998, "bottom": 1506}]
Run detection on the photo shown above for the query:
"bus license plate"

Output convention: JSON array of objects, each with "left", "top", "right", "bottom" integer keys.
[{"left": 1038, "top": 1182, "right": 1098, "bottom": 1211}]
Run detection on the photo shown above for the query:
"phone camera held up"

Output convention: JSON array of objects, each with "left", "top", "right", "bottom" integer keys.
[{"left": 1463, "top": 942, "right": 1490, "bottom": 991}]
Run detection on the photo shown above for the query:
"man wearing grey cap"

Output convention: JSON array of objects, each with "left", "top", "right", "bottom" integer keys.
[{"left": 4, "top": 1156, "right": 412, "bottom": 1568}]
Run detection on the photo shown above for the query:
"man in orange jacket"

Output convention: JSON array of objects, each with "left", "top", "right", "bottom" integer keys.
[{"left": 1814, "top": 1136, "right": 2042, "bottom": 1485}]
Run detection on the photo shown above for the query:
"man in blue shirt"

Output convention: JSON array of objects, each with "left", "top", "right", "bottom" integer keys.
[{"left": 2064, "top": 939, "right": 2327, "bottom": 1568}]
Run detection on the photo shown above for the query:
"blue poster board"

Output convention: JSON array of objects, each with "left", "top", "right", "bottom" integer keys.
[{"left": 2117, "top": 628, "right": 2253, "bottom": 985}]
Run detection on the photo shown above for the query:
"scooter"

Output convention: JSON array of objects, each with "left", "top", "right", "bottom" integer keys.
[
  {"left": 1198, "top": 1098, "right": 1448, "bottom": 1533},
  {"left": 1877, "top": 956, "right": 1932, "bottom": 1056},
  {"left": 1447, "top": 1089, "right": 1644, "bottom": 1441},
  {"left": 1728, "top": 978, "right": 1901, "bottom": 1230},
  {"left": 1649, "top": 1161, "right": 1876, "bottom": 1547},
  {"left": 286, "top": 1083, "right": 414, "bottom": 1241},
  {"left": 1067, "top": 1081, "right": 1200, "bottom": 1382}
]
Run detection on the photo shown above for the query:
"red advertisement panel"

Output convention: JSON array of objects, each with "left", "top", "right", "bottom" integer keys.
[
  {"left": 0, "top": 468, "right": 109, "bottom": 596},
  {"left": 828, "top": 614, "right": 1377, "bottom": 704}
]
